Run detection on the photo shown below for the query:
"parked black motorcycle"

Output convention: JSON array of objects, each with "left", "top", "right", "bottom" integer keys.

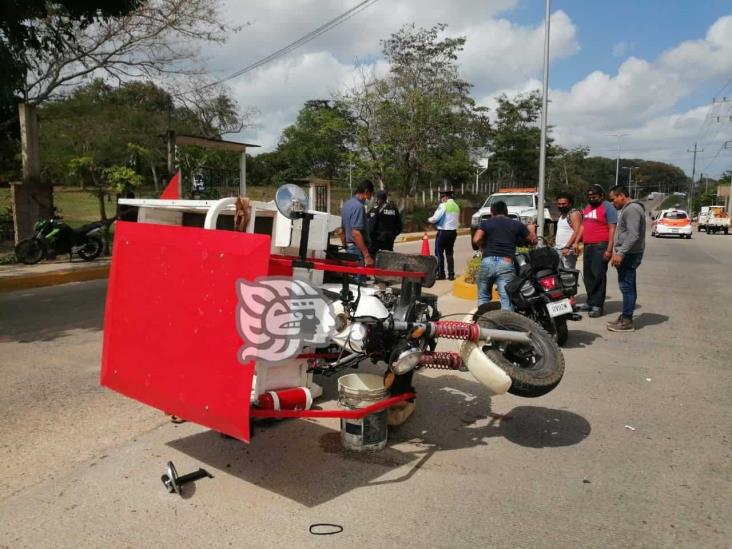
[
  {"left": 15, "top": 211, "right": 105, "bottom": 265},
  {"left": 476, "top": 245, "right": 581, "bottom": 346}
]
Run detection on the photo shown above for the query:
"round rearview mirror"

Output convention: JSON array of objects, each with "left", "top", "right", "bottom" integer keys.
[{"left": 275, "top": 184, "right": 309, "bottom": 220}]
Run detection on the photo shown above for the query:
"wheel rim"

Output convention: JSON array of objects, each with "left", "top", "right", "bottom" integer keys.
[{"left": 18, "top": 240, "right": 43, "bottom": 261}]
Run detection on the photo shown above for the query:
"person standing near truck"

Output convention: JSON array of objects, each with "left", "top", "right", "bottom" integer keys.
[
  {"left": 368, "top": 190, "right": 403, "bottom": 255},
  {"left": 578, "top": 184, "right": 617, "bottom": 318},
  {"left": 472, "top": 200, "right": 537, "bottom": 309},
  {"left": 428, "top": 189, "right": 460, "bottom": 280},
  {"left": 607, "top": 184, "right": 646, "bottom": 332}
]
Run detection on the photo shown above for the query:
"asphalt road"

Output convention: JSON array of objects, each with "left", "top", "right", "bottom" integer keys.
[{"left": 1, "top": 231, "right": 730, "bottom": 548}]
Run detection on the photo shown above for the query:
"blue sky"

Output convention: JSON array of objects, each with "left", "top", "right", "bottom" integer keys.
[
  {"left": 522, "top": 1, "right": 732, "bottom": 110},
  {"left": 211, "top": 0, "right": 732, "bottom": 178}
]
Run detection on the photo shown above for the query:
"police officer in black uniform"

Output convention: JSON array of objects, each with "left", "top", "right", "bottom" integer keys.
[{"left": 368, "top": 190, "right": 403, "bottom": 255}]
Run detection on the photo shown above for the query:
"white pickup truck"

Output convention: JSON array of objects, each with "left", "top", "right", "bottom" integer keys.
[
  {"left": 470, "top": 188, "right": 555, "bottom": 236},
  {"left": 702, "top": 205, "right": 730, "bottom": 235}
]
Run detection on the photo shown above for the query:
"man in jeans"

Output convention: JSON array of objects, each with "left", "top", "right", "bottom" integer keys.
[
  {"left": 554, "top": 192, "right": 582, "bottom": 269},
  {"left": 472, "top": 201, "right": 537, "bottom": 309},
  {"left": 607, "top": 184, "right": 646, "bottom": 332},
  {"left": 340, "top": 179, "right": 375, "bottom": 267},
  {"left": 578, "top": 184, "right": 617, "bottom": 317}
]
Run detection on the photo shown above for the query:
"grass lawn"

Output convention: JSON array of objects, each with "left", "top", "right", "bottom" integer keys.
[{"left": 0, "top": 187, "right": 102, "bottom": 228}]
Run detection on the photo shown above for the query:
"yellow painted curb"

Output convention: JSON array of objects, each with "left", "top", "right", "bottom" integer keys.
[
  {"left": 451, "top": 275, "right": 500, "bottom": 302},
  {"left": 0, "top": 265, "right": 109, "bottom": 293}
]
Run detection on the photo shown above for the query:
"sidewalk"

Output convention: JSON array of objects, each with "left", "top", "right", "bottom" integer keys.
[
  {"left": 0, "top": 258, "right": 110, "bottom": 293},
  {"left": 0, "top": 229, "right": 472, "bottom": 293}
]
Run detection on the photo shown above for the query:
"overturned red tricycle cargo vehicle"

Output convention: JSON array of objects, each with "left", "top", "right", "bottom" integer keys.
[{"left": 101, "top": 190, "right": 564, "bottom": 447}]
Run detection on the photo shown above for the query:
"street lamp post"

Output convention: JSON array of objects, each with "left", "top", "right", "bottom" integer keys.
[
  {"left": 610, "top": 133, "right": 630, "bottom": 187},
  {"left": 536, "top": 0, "right": 551, "bottom": 239},
  {"left": 621, "top": 166, "right": 640, "bottom": 198},
  {"left": 724, "top": 141, "right": 732, "bottom": 212}
]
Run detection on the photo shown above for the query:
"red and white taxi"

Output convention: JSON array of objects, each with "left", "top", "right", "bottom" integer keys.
[{"left": 652, "top": 209, "right": 692, "bottom": 239}]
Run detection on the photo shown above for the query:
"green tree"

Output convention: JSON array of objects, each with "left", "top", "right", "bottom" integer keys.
[
  {"left": 340, "top": 24, "right": 490, "bottom": 207},
  {"left": 4, "top": 0, "right": 236, "bottom": 241},
  {"left": 277, "top": 100, "right": 353, "bottom": 180},
  {"left": 39, "top": 79, "right": 250, "bottom": 196},
  {"left": 489, "top": 91, "right": 551, "bottom": 187}
]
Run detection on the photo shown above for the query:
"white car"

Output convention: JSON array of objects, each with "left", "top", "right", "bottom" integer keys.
[
  {"left": 651, "top": 209, "right": 692, "bottom": 239},
  {"left": 470, "top": 190, "right": 554, "bottom": 233}
]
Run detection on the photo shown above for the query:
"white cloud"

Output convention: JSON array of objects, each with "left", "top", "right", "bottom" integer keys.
[
  {"left": 612, "top": 41, "right": 632, "bottom": 58},
  {"left": 543, "top": 14, "right": 732, "bottom": 176},
  {"left": 458, "top": 10, "right": 579, "bottom": 91},
  {"left": 217, "top": 3, "right": 578, "bottom": 152},
  {"left": 210, "top": 1, "right": 731, "bottom": 177}
]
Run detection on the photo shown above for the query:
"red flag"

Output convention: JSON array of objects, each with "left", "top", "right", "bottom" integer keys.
[{"left": 160, "top": 170, "right": 181, "bottom": 199}]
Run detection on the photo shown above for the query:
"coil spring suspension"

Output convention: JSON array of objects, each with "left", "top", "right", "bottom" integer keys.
[
  {"left": 418, "top": 351, "right": 463, "bottom": 370},
  {"left": 431, "top": 320, "right": 480, "bottom": 342}
]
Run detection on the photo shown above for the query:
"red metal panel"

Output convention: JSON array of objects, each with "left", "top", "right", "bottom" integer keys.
[{"left": 101, "top": 222, "right": 272, "bottom": 442}]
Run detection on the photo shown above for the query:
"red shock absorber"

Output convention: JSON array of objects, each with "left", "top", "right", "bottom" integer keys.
[
  {"left": 431, "top": 320, "right": 480, "bottom": 342},
  {"left": 418, "top": 351, "right": 463, "bottom": 370}
]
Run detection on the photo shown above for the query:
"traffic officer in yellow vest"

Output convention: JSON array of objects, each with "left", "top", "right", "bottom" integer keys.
[{"left": 428, "top": 189, "right": 460, "bottom": 280}]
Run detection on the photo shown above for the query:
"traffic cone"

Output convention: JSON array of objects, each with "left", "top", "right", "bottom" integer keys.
[{"left": 420, "top": 232, "right": 430, "bottom": 256}]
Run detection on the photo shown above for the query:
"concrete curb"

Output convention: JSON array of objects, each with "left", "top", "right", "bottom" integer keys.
[
  {"left": 451, "top": 275, "right": 499, "bottom": 302},
  {"left": 0, "top": 264, "right": 110, "bottom": 293},
  {"left": 452, "top": 275, "right": 478, "bottom": 301},
  {"left": 0, "top": 228, "right": 473, "bottom": 293}
]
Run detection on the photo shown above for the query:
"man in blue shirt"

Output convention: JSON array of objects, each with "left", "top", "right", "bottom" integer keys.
[
  {"left": 340, "top": 179, "right": 375, "bottom": 266},
  {"left": 471, "top": 201, "right": 537, "bottom": 309}
]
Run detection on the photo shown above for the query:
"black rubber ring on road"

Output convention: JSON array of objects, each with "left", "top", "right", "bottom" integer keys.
[{"left": 309, "top": 523, "right": 343, "bottom": 535}]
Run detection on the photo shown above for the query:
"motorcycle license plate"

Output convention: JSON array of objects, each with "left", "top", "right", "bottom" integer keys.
[{"left": 546, "top": 299, "right": 572, "bottom": 318}]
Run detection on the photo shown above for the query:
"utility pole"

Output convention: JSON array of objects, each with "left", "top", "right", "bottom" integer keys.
[
  {"left": 687, "top": 143, "right": 703, "bottom": 213},
  {"left": 475, "top": 156, "right": 489, "bottom": 194},
  {"left": 610, "top": 133, "right": 629, "bottom": 187},
  {"left": 536, "top": 0, "right": 551, "bottom": 239},
  {"left": 622, "top": 166, "right": 639, "bottom": 198},
  {"left": 724, "top": 141, "right": 732, "bottom": 212}
]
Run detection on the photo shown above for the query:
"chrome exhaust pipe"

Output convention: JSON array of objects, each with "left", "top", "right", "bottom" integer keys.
[{"left": 459, "top": 314, "right": 511, "bottom": 395}]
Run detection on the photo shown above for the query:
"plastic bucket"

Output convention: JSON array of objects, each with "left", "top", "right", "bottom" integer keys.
[{"left": 337, "top": 373, "right": 389, "bottom": 452}]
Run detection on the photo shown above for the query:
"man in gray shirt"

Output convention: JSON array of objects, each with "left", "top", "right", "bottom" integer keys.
[
  {"left": 340, "top": 179, "right": 375, "bottom": 266},
  {"left": 607, "top": 184, "right": 646, "bottom": 332}
]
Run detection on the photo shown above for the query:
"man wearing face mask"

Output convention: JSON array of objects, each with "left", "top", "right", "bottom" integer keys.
[
  {"left": 554, "top": 193, "right": 582, "bottom": 270},
  {"left": 578, "top": 184, "right": 617, "bottom": 317}
]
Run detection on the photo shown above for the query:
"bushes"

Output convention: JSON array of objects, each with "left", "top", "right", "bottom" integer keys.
[
  {"left": 464, "top": 255, "right": 481, "bottom": 284},
  {"left": 0, "top": 207, "right": 14, "bottom": 242}
]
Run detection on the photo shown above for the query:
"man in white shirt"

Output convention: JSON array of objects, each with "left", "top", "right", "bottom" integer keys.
[
  {"left": 554, "top": 193, "right": 582, "bottom": 269},
  {"left": 428, "top": 189, "right": 460, "bottom": 280}
]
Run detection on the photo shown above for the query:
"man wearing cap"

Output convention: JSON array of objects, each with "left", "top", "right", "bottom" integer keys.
[
  {"left": 578, "top": 184, "right": 618, "bottom": 317},
  {"left": 428, "top": 189, "right": 460, "bottom": 280},
  {"left": 368, "top": 190, "right": 403, "bottom": 256}
]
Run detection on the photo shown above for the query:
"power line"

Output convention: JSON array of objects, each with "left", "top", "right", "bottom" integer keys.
[
  {"left": 700, "top": 142, "right": 729, "bottom": 173},
  {"left": 696, "top": 89, "right": 732, "bottom": 147},
  {"left": 203, "top": 0, "right": 379, "bottom": 90}
]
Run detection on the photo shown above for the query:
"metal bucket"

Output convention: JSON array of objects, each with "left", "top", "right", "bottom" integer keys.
[{"left": 338, "top": 373, "right": 389, "bottom": 452}]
